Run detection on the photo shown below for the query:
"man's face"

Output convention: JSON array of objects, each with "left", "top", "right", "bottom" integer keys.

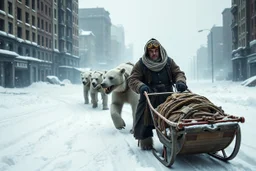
[{"left": 148, "top": 48, "right": 159, "bottom": 61}]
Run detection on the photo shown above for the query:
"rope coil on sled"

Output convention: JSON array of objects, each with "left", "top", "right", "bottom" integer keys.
[{"left": 155, "top": 93, "right": 227, "bottom": 131}]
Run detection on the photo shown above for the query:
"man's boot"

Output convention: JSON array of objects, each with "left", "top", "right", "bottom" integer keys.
[{"left": 139, "top": 137, "right": 153, "bottom": 150}]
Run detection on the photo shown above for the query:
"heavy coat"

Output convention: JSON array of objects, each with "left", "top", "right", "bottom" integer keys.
[{"left": 128, "top": 57, "right": 186, "bottom": 140}]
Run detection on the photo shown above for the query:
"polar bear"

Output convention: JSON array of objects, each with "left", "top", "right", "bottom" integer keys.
[
  {"left": 101, "top": 63, "right": 139, "bottom": 132},
  {"left": 90, "top": 71, "right": 109, "bottom": 110},
  {"left": 81, "top": 71, "right": 92, "bottom": 104}
]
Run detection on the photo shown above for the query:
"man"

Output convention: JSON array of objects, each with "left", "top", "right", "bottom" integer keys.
[{"left": 127, "top": 38, "right": 187, "bottom": 150}]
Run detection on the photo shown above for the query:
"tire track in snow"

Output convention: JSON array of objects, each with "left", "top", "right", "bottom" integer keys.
[{"left": 0, "top": 104, "right": 60, "bottom": 128}]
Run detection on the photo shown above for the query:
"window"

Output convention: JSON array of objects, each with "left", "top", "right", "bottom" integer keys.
[
  {"left": 49, "top": 39, "right": 51, "bottom": 48},
  {"left": 0, "top": 0, "right": 4, "bottom": 11},
  {"left": 45, "top": 5, "right": 47, "bottom": 15},
  {"left": 42, "top": 37, "right": 44, "bottom": 46},
  {"left": 17, "top": 7, "right": 22, "bottom": 20},
  {"left": 37, "top": 0, "right": 40, "bottom": 9},
  {"left": 32, "top": 32, "right": 36, "bottom": 42},
  {"left": 54, "top": 24, "right": 57, "bottom": 34},
  {"left": 8, "top": 2, "right": 12, "bottom": 15},
  {"left": 8, "top": 43, "right": 13, "bottom": 51},
  {"left": 32, "top": 0, "right": 35, "bottom": 10},
  {"left": 8, "top": 22, "right": 13, "bottom": 34},
  {"left": 46, "top": 38, "right": 48, "bottom": 47},
  {"left": 0, "top": 40, "right": 4, "bottom": 49},
  {"left": 26, "top": 30, "right": 30, "bottom": 40},
  {"left": 41, "top": 2, "right": 43, "bottom": 11},
  {"left": 49, "top": 7, "right": 51, "bottom": 17},
  {"left": 25, "top": 0, "right": 29, "bottom": 7},
  {"left": 49, "top": 24, "right": 51, "bottom": 33},
  {"left": 45, "top": 21, "right": 48, "bottom": 32},
  {"left": 26, "top": 49, "right": 30, "bottom": 56},
  {"left": 26, "top": 12, "right": 29, "bottom": 23},
  {"left": 55, "top": 39, "right": 57, "bottom": 48},
  {"left": 18, "top": 47, "right": 22, "bottom": 55},
  {"left": 41, "top": 19, "right": 44, "bottom": 30},
  {"left": 0, "top": 19, "right": 4, "bottom": 31},
  {"left": 38, "top": 35, "right": 40, "bottom": 45},
  {"left": 17, "top": 27, "right": 22, "bottom": 38},
  {"left": 54, "top": 9, "right": 57, "bottom": 19},
  {"left": 37, "top": 51, "right": 40, "bottom": 58},
  {"left": 37, "top": 17, "right": 40, "bottom": 27},
  {"left": 32, "top": 49, "right": 36, "bottom": 57},
  {"left": 32, "top": 16, "right": 35, "bottom": 26}
]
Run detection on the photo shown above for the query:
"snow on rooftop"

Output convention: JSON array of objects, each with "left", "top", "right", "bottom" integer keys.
[{"left": 79, "top": 29, "right": 95, "bottom": 36}]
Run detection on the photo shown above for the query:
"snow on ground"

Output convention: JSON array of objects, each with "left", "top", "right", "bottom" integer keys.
[{"left": 0, "top": 80, "right": 255, "bottom": 171}]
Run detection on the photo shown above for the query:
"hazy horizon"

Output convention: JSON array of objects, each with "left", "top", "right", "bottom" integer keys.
[{"left": 78, "top": 0, "right": 231, "bottom": 73}]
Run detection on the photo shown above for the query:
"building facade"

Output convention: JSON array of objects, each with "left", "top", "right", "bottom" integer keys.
[
  {"left": 247, "top": 0, "right": 256, "bottom": 77},
  {"left": 0, "top": 0, "right": 80, "bottom": 88},
  {"left": 222, "top": 8, "right": 233, "bottom": 80},
  {"left": 231, "top": 0, "right": 251, "bottom": 81},
  {"left": 196, "top": 46, "right": 208, "bottom": 80},
  {"left": 79, "top": 30, "right": 96, "bottom": 68},
  {"left": 111, "top": 24, "right": 125, "bottom": 66},
  {"left": 207, "top": 26, "right": 223, "bottom": 80},
  {"left": 79, "top": 8, "right": 111, "bottom": 69}
]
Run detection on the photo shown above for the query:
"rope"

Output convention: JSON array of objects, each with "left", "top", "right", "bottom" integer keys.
[{"left": 155, "top": 93, "right": 227, "bottom": 130}]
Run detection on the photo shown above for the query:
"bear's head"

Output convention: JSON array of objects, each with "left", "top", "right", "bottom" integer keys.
[
  {"left": 81, "top": 71, "right": 92, "bottom": 86},
  {"left": 101, "top": 68, "right": 126, "bottom": 94},
  {"left": 91, "top": 71, "right": 104, "bottom": 89}
]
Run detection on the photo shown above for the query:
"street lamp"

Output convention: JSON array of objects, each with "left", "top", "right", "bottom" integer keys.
[{"left": 198, "top": 29, "right": 214, "bottom": 83}]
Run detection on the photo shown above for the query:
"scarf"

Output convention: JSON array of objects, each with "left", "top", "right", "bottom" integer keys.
[{"left": 142, "top": 38, "right": 168, "bottom": 72}]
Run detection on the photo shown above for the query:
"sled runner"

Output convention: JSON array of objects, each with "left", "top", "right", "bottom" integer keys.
[{"left": 144, "top": 91, "right": 245, "bottom": 167}]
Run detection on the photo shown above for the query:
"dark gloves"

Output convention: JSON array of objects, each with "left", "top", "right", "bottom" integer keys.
[
  {"left": 176, "top": 81, "right": 188, "bottom": 92},
  {"left": 139, "top": 85, "right": 151, "bottom": 95}
]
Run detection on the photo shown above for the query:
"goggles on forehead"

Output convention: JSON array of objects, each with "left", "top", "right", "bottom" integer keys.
[{"left": 147, "top": 41, "right": 160, "bottom": 49}]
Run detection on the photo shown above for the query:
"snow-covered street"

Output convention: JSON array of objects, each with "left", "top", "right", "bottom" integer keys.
[{"left": 0, "top": 81, "right": 255, "bottom": 171}]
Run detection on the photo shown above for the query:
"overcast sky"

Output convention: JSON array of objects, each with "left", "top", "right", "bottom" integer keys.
[{"left": 78, "top": 0, "right": 231, "bottom": 71}]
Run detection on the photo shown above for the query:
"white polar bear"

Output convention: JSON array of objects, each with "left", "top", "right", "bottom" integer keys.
[
  {"left": 81, "top": 71, "right": 92, "bottom": 104},
  {"left": 101, "top": 63, "right": 139, "bottom": 132},
  {"left": 90, "top": 71, "right": 109, "bottom": 110}
]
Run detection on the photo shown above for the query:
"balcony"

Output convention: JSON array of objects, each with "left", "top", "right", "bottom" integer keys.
[{"left": 231, "top": 4, "right": 237, "bottom": 14}]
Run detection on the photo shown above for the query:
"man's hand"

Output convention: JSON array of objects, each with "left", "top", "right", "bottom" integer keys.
[
  {"left": 176, "top": 81, "right": 188, "bottom": 92},
  {"left": 139, "top": 85, "right": 151, "bottom": 95}
]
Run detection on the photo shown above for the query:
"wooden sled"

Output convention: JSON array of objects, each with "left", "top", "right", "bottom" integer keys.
[{"left": 144, "top": 91, "right": 245, "bottom": 167}]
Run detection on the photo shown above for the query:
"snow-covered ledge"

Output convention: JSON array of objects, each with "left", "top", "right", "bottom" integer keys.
[
  {"left": 249, "top": 39, "right": 256, "bottom": 47},
  {"left": 0, "top": 10, "right": 6, "bottom": 15},
  {"left": 0, "top": 49, "right": 19, "bottom": 57}
]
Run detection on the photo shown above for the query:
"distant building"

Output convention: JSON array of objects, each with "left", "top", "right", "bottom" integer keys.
[
  {"left": 222, "top": 8, "right": 233, "bottom": 80},
  {"left": 79, "top": 30, "right": 96, "bottom": 68},
  {"left": 79, "top": 8, "right": 111, "bottom": 69},
  {"left": 207, "top": 26, "right": 223, "bottom": 80},
  {"left": 196, "top": 46, "right": 208, "bottom": 79},
  {"left": 231, "top": 0, "right": 250, "bottom": 81},
  {"left": 111, "top": 24, "right": 125, "bottom": 66}
]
